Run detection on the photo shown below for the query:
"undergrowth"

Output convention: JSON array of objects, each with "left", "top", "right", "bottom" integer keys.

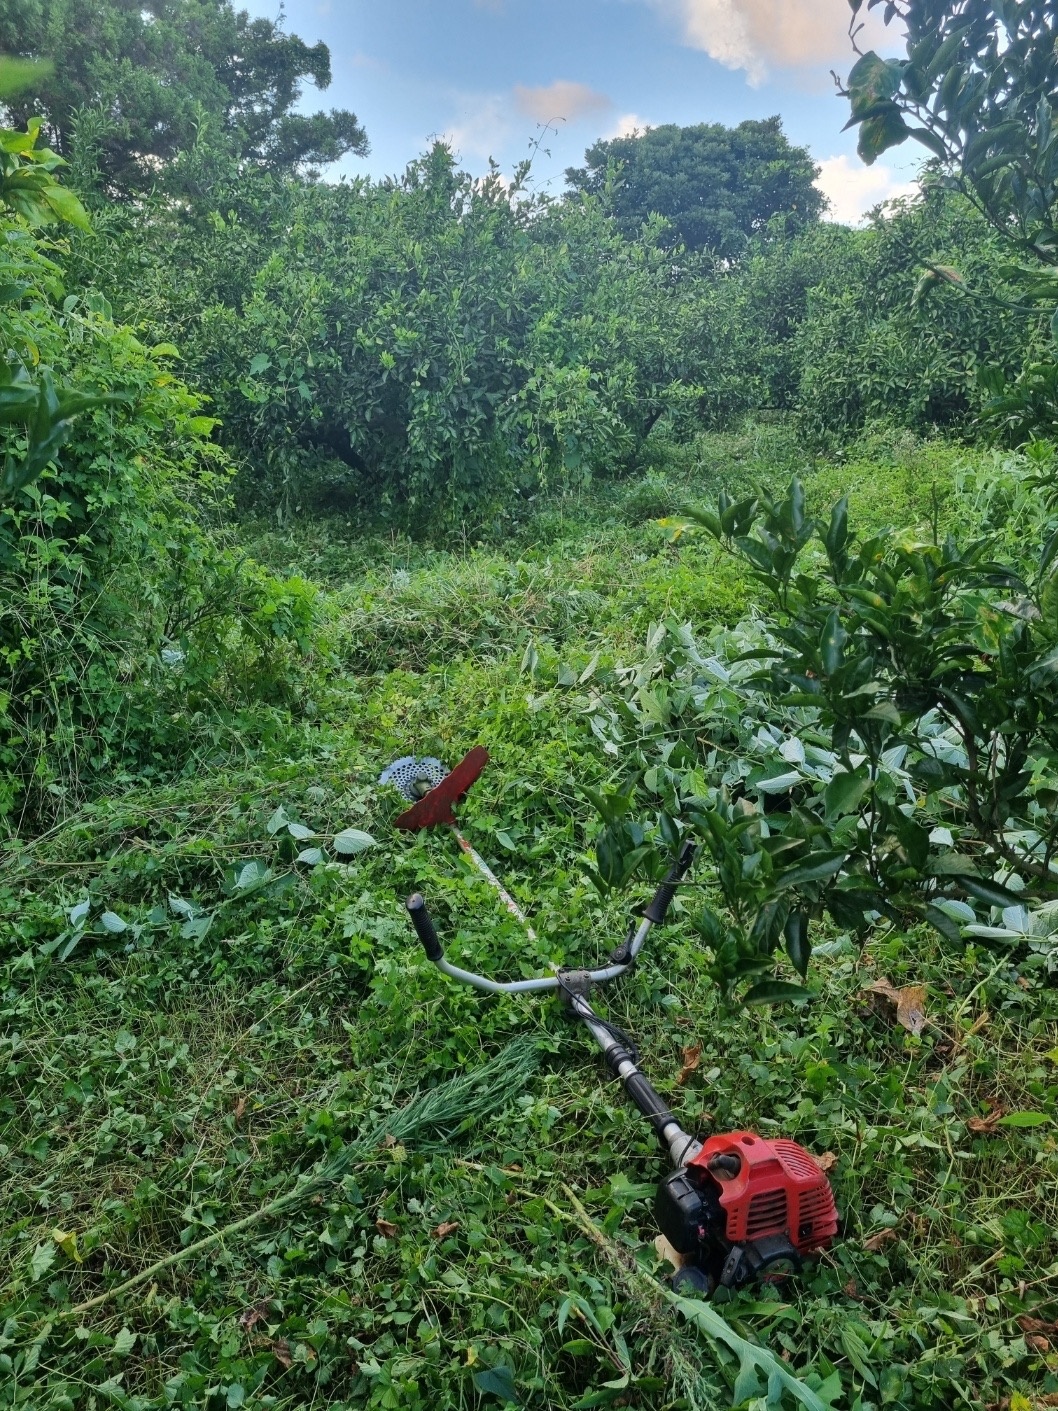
[{"left": 2, "top": 433, "right": 1056, "bottom": 1411}]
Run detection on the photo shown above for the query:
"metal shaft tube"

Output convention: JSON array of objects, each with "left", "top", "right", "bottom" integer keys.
[
  {"left": 452, "top": 826, "right": 536, "bottom": 939},
  {"left": 568, "top": 993, "right": 702, "bottom": 1169}
]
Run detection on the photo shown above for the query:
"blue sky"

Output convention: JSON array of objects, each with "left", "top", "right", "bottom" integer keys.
[{"left": 243, "top": 0, "right": 922, "bottom": 223}]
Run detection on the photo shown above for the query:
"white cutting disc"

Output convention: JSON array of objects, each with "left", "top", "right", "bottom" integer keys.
[{"left": 379, "top": 756, "right": 448, "bottom": 802}]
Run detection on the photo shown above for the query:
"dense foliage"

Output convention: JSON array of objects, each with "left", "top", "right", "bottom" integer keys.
[
  {"left": 4, "top": 440, "right": 1058, "bottom": 1411},
  {"left": 842, "top": 0, "right": 1058, "bottom": 439},
  {"left": 0, "top": 0, "right": 368, "bottom": 190},
  {"left": 600, "top": 454, "right": 1058, "bottom": 1002},
  {"left": 0, "top": 125, "right": 320, "bottom": 828},
  {"left": 2, "top": 5, "right": 1058, "bottom": 1407},
  {"left": 74, "top": 145, "right": 709, "bottom": 523},
  {"left": 565, "top": 118, "right": 824, "bottom": 257}
]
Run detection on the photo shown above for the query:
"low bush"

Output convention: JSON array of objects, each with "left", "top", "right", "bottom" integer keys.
[{"left": 0, "top": 215, "right": 325, "bottom": 829}]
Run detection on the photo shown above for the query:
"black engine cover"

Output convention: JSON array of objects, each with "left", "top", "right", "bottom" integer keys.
[{"left": 655, "top": 1169, "right": 721, "bottom": 1255}]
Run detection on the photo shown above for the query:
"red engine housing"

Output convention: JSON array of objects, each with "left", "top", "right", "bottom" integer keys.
[{"left": 689, "top": 1130, "right": 838, "bottom": 1256}]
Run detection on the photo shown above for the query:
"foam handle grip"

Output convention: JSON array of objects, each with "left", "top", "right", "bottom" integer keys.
[
  {"left": 642, "top": 840, "right": 697, "bottom": 924},
  {"left": 406, "top": 893, "right": 443, "bottom": 961}
]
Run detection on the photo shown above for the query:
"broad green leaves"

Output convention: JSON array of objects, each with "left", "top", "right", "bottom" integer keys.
[
  {"left": 841, "top": 2, "right": 1058, "bottom": 439},
  {"left": 595, "top": 474, "right": 1058, "bottom": 998},
  {"left": 333, "top": 827, "right": 377, "bottom": 857},
  {"left": 0, "top": 365, "right": 126, "bottom": 503},
  {"left": 0, "top": 119, "right": 91, "bottom": 231},
  {"left": 844, "top": 52, "right": 910, "bottom": 165}
]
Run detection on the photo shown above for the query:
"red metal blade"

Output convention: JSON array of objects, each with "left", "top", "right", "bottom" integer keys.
[{"left": 394, "top": 746, "right": 490, "bottom": 830}]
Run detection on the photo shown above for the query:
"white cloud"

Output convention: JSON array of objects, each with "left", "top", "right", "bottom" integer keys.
[
  {"left": 442, "top": 95, "right": 512, "bottom": 161},
  {"left": 816, "top": 154, "right": 919, "bottom": 225},
  {"left": 606, "top": 112, "right": 649, "bottom": 140},
  {"left": 652, "top": 0, "right": 900, "bottom": 85},
  {"left": 514, "top": 81, "right": 613, "bottom": 125}
]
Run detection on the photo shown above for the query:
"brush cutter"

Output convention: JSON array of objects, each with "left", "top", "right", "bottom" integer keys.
[
  {"left": 381, "top": 747, "right": 535, "bottom": 938},
  {"left": 383, "top": 748, "right": 838, "bottom": 1297}
]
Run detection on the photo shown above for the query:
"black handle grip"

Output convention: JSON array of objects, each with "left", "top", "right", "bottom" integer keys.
[
  {"left": 642, "top": 840, "right": 697, "bottom": 924},
  {"left": 406, "top": 893, "right": 443, "bottom": 962}
]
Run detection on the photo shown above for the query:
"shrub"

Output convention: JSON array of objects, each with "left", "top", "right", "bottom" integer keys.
[
  {"left": 0, "top": 218, "right": 322, "bottom": 827},
  {"left": 594, "top": 468, "right": 1058, "bottom": 997}
]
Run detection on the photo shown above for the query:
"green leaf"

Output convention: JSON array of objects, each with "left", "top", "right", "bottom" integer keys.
[
  {"left": 733, "top": 1360, "right": 762, "bottom": 1404},
  {"left": 846, "top": 52, "right": 904, "bottom": 119},
  {"left": 113, "top": 1328, "right": 137, "bottom": 1357},
  {"left": 825, "top": 497, "right": 849, "bottom": 563},
  {"left": 753, "top": 769, "right": 804, "bottom": 795},
  {"left": 333, "top": 828, "right": 377, "bottom": 856},
  {"left": 744, "top": 981, "right": 811, "bottom": 1006},
  {"left": 775, "top": 852, "right": 846, "bottom": 890},
  {"left": 823, "top": 764, "right": 871, "bottom": 820},
  {"left": 287, "top": 822, "right": 315, "bottom": 840},
  {"left": 840, "top": 1324, "right": 878, "bottom": 1388},
  {"left": 959, "top": 876, "right": 1025, "bottom": 910},
  {"left": 234, "top": 860, "right": 269, "bottom": 890},
  {"left": 820, "top": 609, "right": 846, "bottom": 676},
  {"left": 472, "top": 1365, "right": 519, "bottom": 1403},
  {"left": 100, "top": 911, "right": 127, "bottom": 934},
  {"left": 30, "top": 1241, "right": 56, "bottom": 1281},
  {"left": 784, "top": 911, "right": 811, "bottom": 978},
  {"left": 39, "top": 180, "right": 92, "bottom": 231},
  {"left": 995, "top": 1111, "right": 1050, "bottom": 1128},
  {"left": 924, "top": 904, "right": 963, "bottom": 942},
  {"left": 266, "top": 805, "right": 290, "bottom": 835},
  {"left": 857, "top": 105, "right": 911, "bottom": 164},
  {"left": 248, "top": 353, "right": 272, "bottom": 375},
  {"left": 668, "top": 1293, "right": 825, "bottom": 1411},
  {"left": 296, "top": 847, "right": 324, "bottom": 866}
]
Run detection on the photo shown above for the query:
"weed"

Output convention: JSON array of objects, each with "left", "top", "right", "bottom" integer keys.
[{"left": 2, "top": 437, "right": 1055, "bottom": 1410}]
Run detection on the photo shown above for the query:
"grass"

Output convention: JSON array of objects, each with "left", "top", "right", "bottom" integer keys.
[{"left": 2, "top": 427, "right": 1057, "bottom": 1411}]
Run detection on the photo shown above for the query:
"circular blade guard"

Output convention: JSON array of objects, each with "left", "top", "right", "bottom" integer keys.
[
  {"left": 380, "top": 756, "right": 447, "bottom": 802},
  {"left": 382, "top": 747, "right": 490, "bottom": 830}
]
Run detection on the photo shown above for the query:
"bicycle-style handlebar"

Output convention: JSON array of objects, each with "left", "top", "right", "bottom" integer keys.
[{"left": 403, "top": 840, "right": 696, "bottom": 996}]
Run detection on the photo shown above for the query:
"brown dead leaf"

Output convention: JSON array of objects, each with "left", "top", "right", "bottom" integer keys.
[
  {"left": 1026, "top": 1334, "right": 1051, "bottom": 1354},
  {"left": 968, "top": 1098, "right": 1008, "bottom": 1135},
  {"left": 382, "top": 1133, "right": 397, "bottom": 1148},
  {"left": 239, "top": 1299, "right": 271, "bottom": 1331},
  {"left": 375, "top": 1218, "right": 399, "bottom": 1238},
  {"left": 677, "top": 1044, "right": 702, "bottom": 1086},
  {"left": 863, "top": 1227, "right": 898, "bottom": 1252},
  {"left": 865, "top": 979, "right": 928, "bottom": 1036},
  {"left": 966, "top": 1010, "right": 990, "bottom": 1037},
  {"left": 1019, "top": 1316, "right": 1058, "bottom": 1336},
  {"left": 271, "top": 1338, "right": 293, "bottom": 1369},
  {"left": 233, "top": 1095, "right": 247, "bottom": 1122},
  {"left": 843, "top": 1279, "right": 862, "bottom": 1300},
  {"left": 815, "top": 1151, "right": 838, "bottom": 1173},
  {"left": 432, "top": 1221, "right": 460, "bottom": 1239}
]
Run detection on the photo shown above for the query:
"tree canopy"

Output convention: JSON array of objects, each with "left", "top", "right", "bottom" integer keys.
[
  {"left": 0, "top": 0, "right": 368, "bottom": 190},
  {"left": 842, "top": 0, "right": 1057, "bottom": 261},
  {"left": 565, "top": 117, "right": 825, "bottom": 256}
]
